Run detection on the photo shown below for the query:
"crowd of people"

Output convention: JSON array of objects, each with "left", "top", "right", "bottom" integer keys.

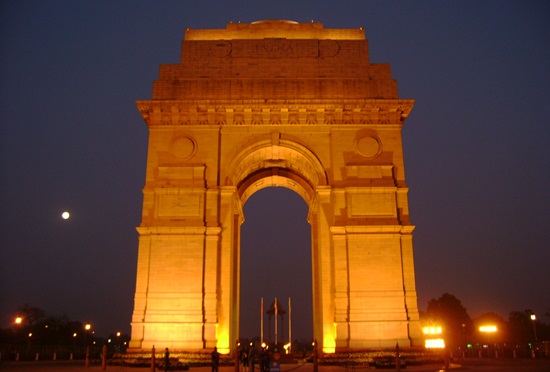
[
  {"left": 238, "top": 342, "right": 276, "bottom": 372},
  {"left": 162, "top": 342, "right": 280, "bottom": 372}
]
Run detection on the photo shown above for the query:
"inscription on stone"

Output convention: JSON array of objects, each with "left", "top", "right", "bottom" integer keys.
[{"left": 210, "top": 39, "right": 340, "bottom": 58}]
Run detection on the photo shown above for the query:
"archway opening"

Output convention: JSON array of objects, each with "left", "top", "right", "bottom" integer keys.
[{"left": 240, "top": 187, "right": 312, "bottom": 346}]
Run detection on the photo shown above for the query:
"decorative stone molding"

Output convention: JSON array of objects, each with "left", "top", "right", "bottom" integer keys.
[{"left": 136, "top": 99, "right": 413, "bottom": 126}]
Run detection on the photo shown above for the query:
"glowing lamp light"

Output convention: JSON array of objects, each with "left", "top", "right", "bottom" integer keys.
[
  {"left": 283, "top": 343, "right": 291, "bottom": 354},
  {"left": 530, "top": 314, "right": 536, "bottom": 321},
  {"left": 479, "top": 325, "right": 497, "bottom": 333},
  {"left": 323, "top": 337, "right": 336, "bottom": 354},
  {"left": 422, "top": 326, "right": 442, "bottom": 335},
  {"left": 323, "top": 332, "right": 336, "bottom": 353},
  {"left": 85, "top": 323, "right": 91, "bottom": 331},
  {"left": 15, "top": 317, "right": 23, "bottom": 325},
  {"left": 62, "top": 211, "right": 70, "bottom": 220},
  {"left": 425, "top": 338, "right": 445, "bottom": 349}
]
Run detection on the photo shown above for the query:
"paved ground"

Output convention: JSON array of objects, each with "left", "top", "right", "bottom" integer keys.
[{"left": 0, "top": 359, "right": 550, "bottom": 372}]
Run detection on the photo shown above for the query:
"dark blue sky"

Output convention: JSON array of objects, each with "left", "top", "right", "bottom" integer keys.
[{"left": 1, "top": 1, "right": 549, "bottom": 340}]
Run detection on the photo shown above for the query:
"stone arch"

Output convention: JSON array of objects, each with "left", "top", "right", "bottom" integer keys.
[
  {"left": 226, "top": 138, "right": 328, "bottom": 205},
  {"left": 130, "top": 20, "right": 422, "bottom": 356}
]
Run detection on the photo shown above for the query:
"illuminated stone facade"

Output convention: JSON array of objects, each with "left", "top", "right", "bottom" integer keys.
[{"left": 130, "top": 20, "right": 422, "bottom": 353}]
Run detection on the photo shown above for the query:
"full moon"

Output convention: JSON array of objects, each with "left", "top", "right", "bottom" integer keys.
[{"left": 61, "top": 211, "right": 70, "bottom": 220}]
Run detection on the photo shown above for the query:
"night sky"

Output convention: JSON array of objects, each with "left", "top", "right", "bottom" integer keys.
[{"left": 1, "top": 1, "right": 549, "bottom": 341}]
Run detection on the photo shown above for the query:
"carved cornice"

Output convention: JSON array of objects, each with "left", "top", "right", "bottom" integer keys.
[{"left": 136, "top": 99, "right": 413, "bottom": 127}]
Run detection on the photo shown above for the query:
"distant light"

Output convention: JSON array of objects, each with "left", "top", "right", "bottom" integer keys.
[
  {"left": 531, "top": 314, "right": 536, "bottom": 321},
  {"left": 73, "top": 333, "right": 77, "bottom": 337},
  {"left": 85, "top": 323, "right": 91, "bottom": 331},
  {"left": 425, "top": 338, "right": 445, "bottom": 348},
  {"left": 116, "top": 332, "right": 121, "bottom": 337},
  {"left": 28, "top": 333, "right": 32, "bottom": 337},
  {"left": 15, "top": 317, "right": 22, "bottom": 324},
  {"left": 479, "top": 325, "right": 497, "bottom": 333},
  {"left": 62, "top": 211, "right": 70, "bottom": 220},
  {"left": 422, "top": 326, "right": 442, "bottom": 335}
]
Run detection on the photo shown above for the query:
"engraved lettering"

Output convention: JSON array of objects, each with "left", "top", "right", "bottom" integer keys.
[{"left": 232, "top": 39, "right": 318, "bottom": 58}]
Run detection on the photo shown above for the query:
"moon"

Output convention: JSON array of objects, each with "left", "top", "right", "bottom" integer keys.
[{"left": 61, "top": 211, "right": 70, "bottom": 220}]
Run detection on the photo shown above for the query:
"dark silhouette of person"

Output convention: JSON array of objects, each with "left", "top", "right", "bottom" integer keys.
[
  {"left": 211, "top": 346, "right": 220, "bottom": 372},
  {"left": 241, "top": 346, "right": 249, "bottom": 372},
  {"left": 164, "top": 348, "right": 170, "bottom": 371},
  {"left": 260, "top": 345, "right": 270, "bottom": 372},
  {"left": 249, "top": 343, "right": 258, "bottom": 372}
]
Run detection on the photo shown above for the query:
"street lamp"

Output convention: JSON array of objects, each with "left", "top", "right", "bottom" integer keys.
[
  {"left": 530, "top": 314, "right": 538, "bottom": 342},
  {"left": 479, "top": 325, "right": 497, "bottom": 358},
  {"left": 84, "top": 323, "right": 91, "bottom": 346},
  {"left": 83, "top": 323, "right": 92, "bottom": 367},
  {"left": 14, "top": 316, "right": 24, "bottom": 347}
]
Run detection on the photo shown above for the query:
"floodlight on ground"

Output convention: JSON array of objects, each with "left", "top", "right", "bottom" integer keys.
[
  {"left": 425, "top": 338, "right": 445, "bottom": 349},
  {"left": 479, "top": 325, "right": 497, "bottom": 333}
]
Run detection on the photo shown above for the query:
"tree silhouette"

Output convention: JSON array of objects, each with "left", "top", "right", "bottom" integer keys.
[{"left": 426, "top": 293, "right": 472, "bottom": 347}]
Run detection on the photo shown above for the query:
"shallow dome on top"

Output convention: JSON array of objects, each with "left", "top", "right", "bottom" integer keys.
[{"left": 250, "top": 20, "right": 299, "bottom": 24}]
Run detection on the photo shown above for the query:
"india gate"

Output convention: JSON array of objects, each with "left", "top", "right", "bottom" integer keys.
[{"left": 130, "top": 20, "right": 422, "bottom": 354}]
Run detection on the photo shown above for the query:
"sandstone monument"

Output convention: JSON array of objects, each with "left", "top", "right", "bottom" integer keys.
[{"left": 130, "top": 20, "right": 422, "bottom": 354}]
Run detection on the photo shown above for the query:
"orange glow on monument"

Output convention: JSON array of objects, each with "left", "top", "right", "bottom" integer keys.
[{"left": 130, "top": 20, "right": 422, "bottom": 353}]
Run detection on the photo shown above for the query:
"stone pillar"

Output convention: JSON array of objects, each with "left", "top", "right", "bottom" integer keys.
[
  {"left": 332, "top": 226, "right": 350, "bottom": 349},
  {"left": 204, "top": 226, "right": 221, "bottom": 348},
  {"left": 216, "top": 187, "right": 241, "bottom": 353},
  {"left": 312, "top": 186, "right": 336, "bottom": 353}
]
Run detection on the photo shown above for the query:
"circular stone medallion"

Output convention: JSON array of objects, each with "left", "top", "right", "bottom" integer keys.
[
  {"left": 172, "top": 136, "right": 196, "bottom": 159},
  {"left": 356, "top": 136, "right": 381, "bottom": 158}
]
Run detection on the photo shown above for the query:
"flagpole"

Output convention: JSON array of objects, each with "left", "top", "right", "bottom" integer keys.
[
  {"left": 288, "top": 297, "right": 292, "bottom": 353},
  {"left": 260, "top": 297, "right": 264, "bottom": 344},
  {"left": 275, "top": 297, "right": 278, "bottom": 345}
]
